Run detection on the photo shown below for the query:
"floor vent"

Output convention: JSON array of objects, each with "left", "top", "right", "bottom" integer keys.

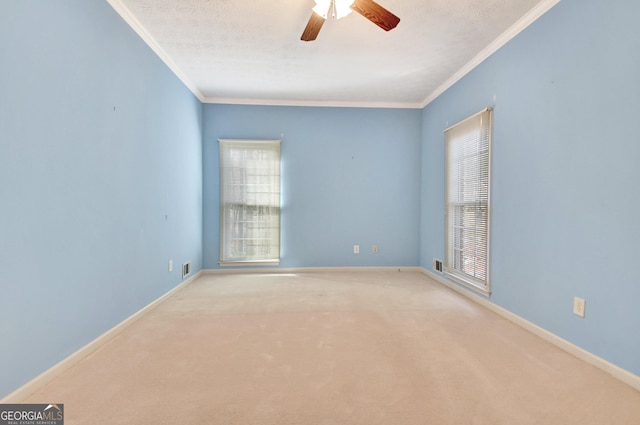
[
  {"left": 182, "top": 262, "right": 191, "bottom": 279},
  {"left": 433, "top": 259, "right": 444, "bottom": 273}
]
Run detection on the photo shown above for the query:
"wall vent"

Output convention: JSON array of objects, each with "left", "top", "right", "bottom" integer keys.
[
  {"left": 433, "top": 259, "right": 444, "bottom": 273},
  {"left": 182, "top": 261, "right": 191, "bottom": 279}
]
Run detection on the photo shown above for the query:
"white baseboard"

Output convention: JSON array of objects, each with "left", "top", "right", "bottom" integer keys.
[
  {"left": 6, "top": 267, "right": 637, "bottom": 401},
  {"left": 420, "top": 268, "right": 640, "bottom": 392},
  {"left": 2, "top": 267, "right": 415, "bottom": 401},
  {"left": 1, "top": 271, "right": 202, "bottom": 403},
  {"left": 201, "top": 266, "right": 423, "bottom": 275}
]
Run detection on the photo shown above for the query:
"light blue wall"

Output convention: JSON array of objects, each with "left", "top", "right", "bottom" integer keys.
[
  {"left": 0, "top": 0, "right": 203, "bottom": 397},
  {"left": 421, "top": 0, "right": 640, "bottom": 376},
  {"left": 3, "top": 0, "right": 638, "bottom": 401},
  {"left": 203, "top": 104, "right": 422, "bottom": 269}
]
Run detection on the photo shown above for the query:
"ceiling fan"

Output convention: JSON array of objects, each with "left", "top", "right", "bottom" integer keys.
[{"left": 301, "top": 0, "right": 400, "bottom": 42}]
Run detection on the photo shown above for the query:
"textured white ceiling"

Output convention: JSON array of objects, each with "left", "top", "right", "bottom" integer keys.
[{"left": 108, "top": 0, "right": 558, "bottom": 108}]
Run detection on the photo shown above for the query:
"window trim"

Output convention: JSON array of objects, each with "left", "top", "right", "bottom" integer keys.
[
  {"left": 444, "top": 107, "right": 492, "bottom": 296},
  {"left": 218, "top": 139, "right": 281, "bottom": 267}
]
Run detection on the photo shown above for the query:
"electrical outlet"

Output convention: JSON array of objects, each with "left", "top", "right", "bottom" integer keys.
[
  {"left": 168, "top": 260, "right": 173, "bottom": 272},
  {"left": 372, "top": 245, "right": 378, "bottom": 254},
  {"left": 573, "top": 297, "right": 586, "bottom": 318},
  {"left": 354, "top": 245, "right": 360, "bottom": 254}
]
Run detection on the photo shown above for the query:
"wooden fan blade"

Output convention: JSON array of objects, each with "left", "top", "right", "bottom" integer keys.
[
  {"left": 351, "top": 0, "right": 400, "bottom": 31},
  {"left": 301, "top": 12, "right": 326, "bottom": 41}
]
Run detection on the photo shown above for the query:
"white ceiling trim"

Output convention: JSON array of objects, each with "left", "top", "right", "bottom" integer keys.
[
  {"left": 203, "top": 96, "right": 424, "bottom": 109},
  {"left": 108, "top": 0, "right": 560, "bottom": 110},
  {"left": 420, "top": 0, "right": 561, "bottom": 108},
  {"left": 106, "top": 0, "right": 206, "bottom": 102}
]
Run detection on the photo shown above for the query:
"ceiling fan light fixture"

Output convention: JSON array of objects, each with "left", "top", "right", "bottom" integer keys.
[
  {"left": 312, "top": 0, "right": 355, "bottom": 20},
  {"left": 302, "top": 0, "right": 398, "bottom": 42},
  {"left": 312, "top": 0, "right": 331, "bottom": 18},
  {"left": 334, "top": 0, "right": 355, "bottom": 19}
]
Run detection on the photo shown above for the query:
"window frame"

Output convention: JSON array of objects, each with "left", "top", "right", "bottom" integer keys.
[
  {"left": 218, "top": 139, "right": 281, "bottom": 266},
  {"left": 444, "top": 108, "right": 493, "bottom": 295}
]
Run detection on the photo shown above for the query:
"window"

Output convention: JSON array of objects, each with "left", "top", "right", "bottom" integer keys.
[
  {"left": 219, "top": 139, "right": 281, "bottom": 266},
  {"left": 445, "top": 108, "right": 492, "bottom": 295}
]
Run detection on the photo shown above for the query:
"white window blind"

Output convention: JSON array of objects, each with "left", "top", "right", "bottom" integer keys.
[
  {"left": 445, "top": 108, "right": 492, "bottom": 294},
  {"left": 219, "top": 139, "right": 281, "bottom": 266}
]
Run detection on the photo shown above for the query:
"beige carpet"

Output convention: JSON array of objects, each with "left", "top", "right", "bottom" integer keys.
[{"left": 20, "top": 271, "right": 640, "bottom": 424}]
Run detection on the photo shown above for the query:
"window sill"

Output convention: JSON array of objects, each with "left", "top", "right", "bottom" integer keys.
[{"left": 445, "top": 271, "right": 491, "bottom": 297}]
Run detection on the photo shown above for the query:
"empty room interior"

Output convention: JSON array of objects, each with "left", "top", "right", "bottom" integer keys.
[{"left": 2, "top": 0, "right": 640, "bottom": 423}]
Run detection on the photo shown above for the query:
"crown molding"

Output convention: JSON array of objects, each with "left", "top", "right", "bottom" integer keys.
[
  {"left": 106, "top": 0, "right": 206, "bottom": 103},
  {"left": 203, "top": 96, "right": 424, "bottom": 109},
  {"left": 420, "top": 0, "right": 562, "bottom": 108},
  {"left": 108, "top": 0, "right": 560, "bottom": 110},
  {"left": 107, "top": 0, "right": 419, "bottom": 109}
]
